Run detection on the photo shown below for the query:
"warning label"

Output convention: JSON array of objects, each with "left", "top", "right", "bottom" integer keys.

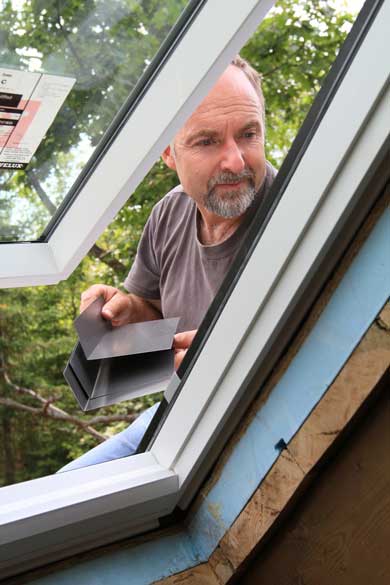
[{"left": 0, "top": 68, "right": 75, "bottom": 170}]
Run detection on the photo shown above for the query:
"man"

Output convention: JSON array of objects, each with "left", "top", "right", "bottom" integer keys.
[{"left": 60, "top": 56, "right": 276, "bottom": 472}]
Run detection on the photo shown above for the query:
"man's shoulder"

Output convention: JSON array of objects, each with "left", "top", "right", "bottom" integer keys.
[
  {"left": 150, "top": 184, "right": 193, "bottom": 223},
  {"left": 144, "top": 184, "right": 194, "bottom": 251},
  {"left": 155, "top": 184, "right": 189, "bottom": 208}
]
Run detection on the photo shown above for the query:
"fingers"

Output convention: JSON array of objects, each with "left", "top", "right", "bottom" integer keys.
[
  {"left": 173, "top": 329, "right": 197, "bottom": 350},
  {"left": 173, "top": 329, "right": 197, "bottom": 370},
  {"left": 80, "top": 284, "right": 119, "bottom": 313},
  {"left": 174, "top": 348, "right": 187, "bottom": 370},
  {"left": 102, "top": 293, "right": 133, "bottom": 326}
]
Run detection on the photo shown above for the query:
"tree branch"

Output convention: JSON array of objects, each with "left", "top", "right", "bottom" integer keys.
[
  {"left": 55, "top": 0, "right": 105, "bottom": 84},
  {"left": 89, "top": 243, "right": 126, "bottom": 273},
  {"left": 55, "top": 0, "right": 91, "bottom": 79},
  {"left": 0, "top": 356, "right": 135, "bottom": 443},
  {"left": 0, "top": 396, "right": 107, "bottom": 442},
  {"left": 87, "top": 414, "right": 136, "bottom": 425}
]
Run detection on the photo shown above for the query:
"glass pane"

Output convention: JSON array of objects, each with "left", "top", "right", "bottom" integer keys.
[{"left": 0, "top": 0, "right": 189, "bottom": 243}]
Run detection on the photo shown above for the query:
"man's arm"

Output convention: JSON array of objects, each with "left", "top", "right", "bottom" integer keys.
[{"left": 80, "top": 284, "right": 162, "bottom": 326}]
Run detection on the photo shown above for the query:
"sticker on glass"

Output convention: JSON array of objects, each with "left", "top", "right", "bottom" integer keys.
[{"left": 0, "top": 68, "right": 75, "bottom": 170}]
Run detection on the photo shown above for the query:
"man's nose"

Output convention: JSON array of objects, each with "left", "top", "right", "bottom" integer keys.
[{"left": 219, "top": 140, "right": 246, "bottom": 174}]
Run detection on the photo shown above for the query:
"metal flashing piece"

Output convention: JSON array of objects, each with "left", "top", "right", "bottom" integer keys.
[
  {"left": 75, "top": 297, "right": 179, "bottom": 359},
  {"left": 64, "top": 298, "right": 179, "bottom": 410}
]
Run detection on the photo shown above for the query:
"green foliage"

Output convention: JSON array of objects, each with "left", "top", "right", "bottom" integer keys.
[
  {"left": 242, "top": 0, "right": 354, "bottom": 165},
  {"left": 0, "top": 0, "right": 355, "bottom": 485}
]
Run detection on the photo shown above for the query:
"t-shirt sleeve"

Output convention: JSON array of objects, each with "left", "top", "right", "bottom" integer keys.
[{"left": 123, "top": 208, "right": 161, "bottom": 299}]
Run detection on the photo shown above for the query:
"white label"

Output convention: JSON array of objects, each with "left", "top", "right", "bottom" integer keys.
[{"left": 0, "top": 68, "right": 76, "bottom": 170}]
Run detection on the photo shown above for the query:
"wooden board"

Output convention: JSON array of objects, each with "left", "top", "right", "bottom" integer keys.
[{"left": 238, "top": 370, "right": 390, "bottom": 585}]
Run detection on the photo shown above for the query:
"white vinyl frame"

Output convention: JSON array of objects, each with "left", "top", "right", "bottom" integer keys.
[
  {"left": 0, "top": 0, "right": 389, "bottom": 578},
  {"left": 0, "top": 0, "right": 275, "bottom": 288}
]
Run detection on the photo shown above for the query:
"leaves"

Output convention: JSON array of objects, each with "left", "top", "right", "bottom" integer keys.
[{"left": 242, "top": 0, "right": 353, "bottom": 166}]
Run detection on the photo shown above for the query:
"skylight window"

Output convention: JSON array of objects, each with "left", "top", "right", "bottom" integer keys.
[{"left": 1, "top": 0, "right": 387, "bottom": 578}]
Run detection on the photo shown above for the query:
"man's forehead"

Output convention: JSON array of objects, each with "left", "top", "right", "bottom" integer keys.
[
  {"left": 180, "top": 103, "right": 262, "bottom": 141},
  {"left": 196, "top": 66, "right": 259, "bottom": 112}
]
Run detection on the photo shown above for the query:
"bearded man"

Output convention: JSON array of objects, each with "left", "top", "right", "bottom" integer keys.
[{"left": 60, "top": 56, "right": 276, "bottom": 471}]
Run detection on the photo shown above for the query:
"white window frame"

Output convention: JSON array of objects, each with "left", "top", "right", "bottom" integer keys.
[{"left": 0, "top": 0, "right": 388, "bottom": 578}]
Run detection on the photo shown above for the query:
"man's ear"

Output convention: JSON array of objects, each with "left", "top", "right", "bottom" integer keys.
[{"left": 162, "top": 145, "right": 177, "bottom": 171}]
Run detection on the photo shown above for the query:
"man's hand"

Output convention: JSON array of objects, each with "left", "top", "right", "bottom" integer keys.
[
  {"left": 173, "top": 329, "right": 197, "bottom": 370},
  {"left": 80, "top": 284, "right": 162, "bottom": 326}
]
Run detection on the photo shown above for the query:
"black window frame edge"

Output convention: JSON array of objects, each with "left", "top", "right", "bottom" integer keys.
[{"left": 137, "top": 0, "right": 384, "bottom": 454}]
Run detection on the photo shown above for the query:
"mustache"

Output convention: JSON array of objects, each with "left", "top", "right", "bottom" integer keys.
[{"left": 208, "top": 169, "right": 255, "bottom": 190}]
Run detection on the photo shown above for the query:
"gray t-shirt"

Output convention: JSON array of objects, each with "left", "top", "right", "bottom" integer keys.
[{"left": 124, "top": 162, "right": 276, "bottom": 332}]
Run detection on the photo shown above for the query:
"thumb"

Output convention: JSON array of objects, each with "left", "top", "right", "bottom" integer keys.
[{"left": 102, "top": 294, "right": 132, "bottom": 326}]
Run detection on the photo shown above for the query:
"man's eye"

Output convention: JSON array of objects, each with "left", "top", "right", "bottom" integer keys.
[
  {"left": 243, "top": 131, "right": 257, "bottom": 139},
  {"left": 195, "top": 138, "right": 214, "bottom": 147}
]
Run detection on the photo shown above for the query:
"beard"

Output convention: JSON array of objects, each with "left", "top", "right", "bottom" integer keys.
[{"left": 203, "top": 169, "right": 257, "bottom": 218}]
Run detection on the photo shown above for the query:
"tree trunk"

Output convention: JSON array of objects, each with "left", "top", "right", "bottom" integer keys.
[{"left": 1, "top": 409, "right": 15, "bottom": 486}]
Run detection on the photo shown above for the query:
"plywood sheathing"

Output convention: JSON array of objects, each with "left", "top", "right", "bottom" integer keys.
[
  {"left": 154, "top": 304, "right": 390, "bottom": 584},
  {"left": 207, "top": 448, "right": 305, "bottom": 583},
  {"left": 377, "top": 301, "right": 390, "bottom": 330},
  {"left": 237, "top": 374, "right": 390, "bottom": 585},
  {"left": 287, "top": 319, "right": 390, "bottom": 475}
]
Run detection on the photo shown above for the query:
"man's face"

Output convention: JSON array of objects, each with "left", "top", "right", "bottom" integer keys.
[{"left": 162, "top": 65, "right": 266, "bottom": 219}]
